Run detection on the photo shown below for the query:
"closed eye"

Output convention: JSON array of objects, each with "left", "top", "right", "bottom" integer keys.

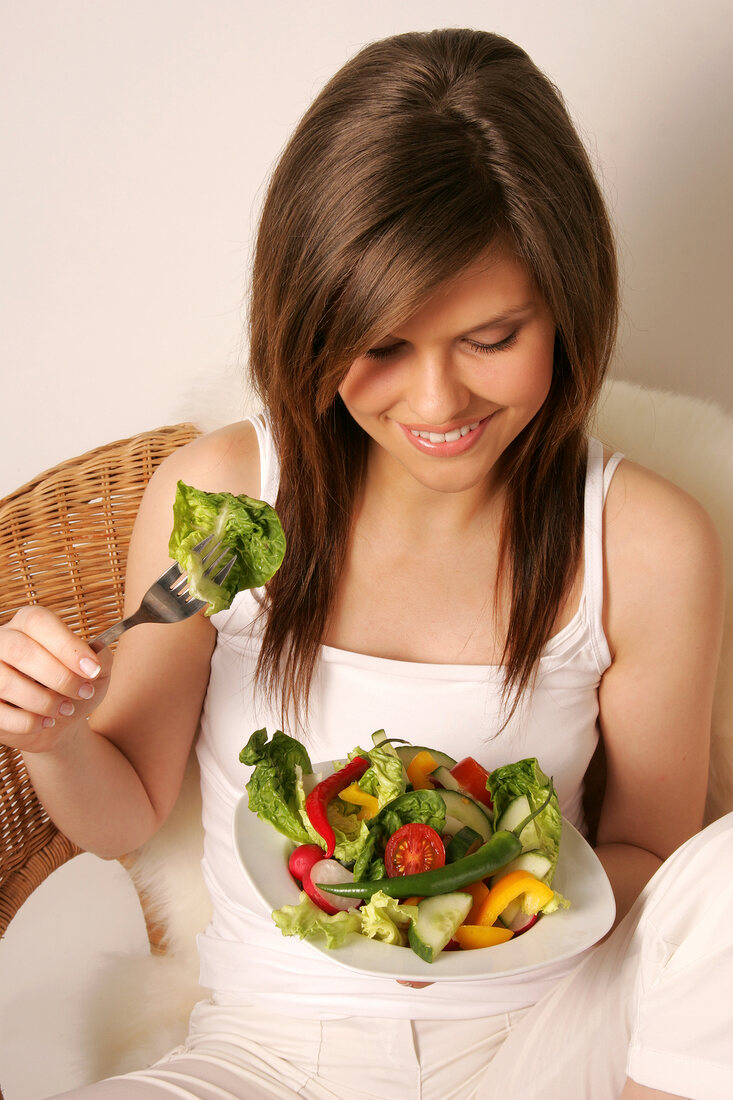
[
  {"left": 365, "top": 331, "right": 519, "bottom": 361},
  {"left": 364, "top": 343, "right": 404, "bottom": 361},
  {"left": 465, "top": 331, "right": 518, "bottom": 355}
]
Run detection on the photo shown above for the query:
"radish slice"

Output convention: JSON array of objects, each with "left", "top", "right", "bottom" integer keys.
[
  {"left": 506, "top": 911, "right": 539, "bottom": 935},
  {"left": 498, "top": 898, "right": 540, "bottom": 935},
  {"left": 305, "top": 859, "right": 363, "bottom": 914}
]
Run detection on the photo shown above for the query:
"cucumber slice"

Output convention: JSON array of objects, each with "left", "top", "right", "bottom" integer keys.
[
  {"left": 429, "top": 765, "right": 464, "bottom": 792},
  {"left": 396, "top": 745, "right": 457, "bottom": 770},
  {"left": 496, "top": 795, "right": 541, "bottom": 852},
  {"left": 445, "top": 826, "right": 482, "bottom": 862},
  {"left": 408, "top": 892, "right": 472, "bottom": 963},
  {"left": 497, "top": 897, "right": 521, "bottom": 928},
  {"left": 435, "top": 789, "right": 493, "bottom": 842},
  {"left": 495, "top": 794, "right": 530, "bottom": 831},
  {"left": 491, "top": 851, "right": 553, "bottom": 884},
  {"left": 371, "top": 729, "right": 393, "bottom": 747}
]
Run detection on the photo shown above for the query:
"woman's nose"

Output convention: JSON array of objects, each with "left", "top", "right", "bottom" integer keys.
[{"left": 405, "top": 353, "right": 471, "bottom": 425}]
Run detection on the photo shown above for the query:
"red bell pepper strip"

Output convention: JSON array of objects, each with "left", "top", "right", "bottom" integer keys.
[{"left": 304, "top": 756, "right": 370, "bottom": 857}]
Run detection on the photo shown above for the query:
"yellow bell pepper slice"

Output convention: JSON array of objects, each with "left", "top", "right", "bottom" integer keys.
[
  {"left": 474, "top": 870, "right": 555, "bottom": 927},
  {"left": 407, "top": 750, "right": 438, "bottom": 790},
  {"left": 338, "top": 782, "right": 380, "bottom": 820},
  {"left": 453, "top": 924, "right": 514, "bottom": 950},
  {"left": 459, "top": 879, "right": 491, "bottom": 924}
]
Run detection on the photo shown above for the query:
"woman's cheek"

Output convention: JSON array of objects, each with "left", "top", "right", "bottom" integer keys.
[{"left": 339, "top": 361, "right": 399, "bottom": 416}]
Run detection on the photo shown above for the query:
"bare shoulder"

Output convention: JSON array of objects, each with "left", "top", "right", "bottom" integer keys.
[
  {"left": 603, "top": 455, "right": 724, "bottom": 655},
  {"left": 152, "top": 418, "right": 263, "bottom": 500},
  {"left": 604, "top": 455, "right": 722, "bottom": 571},
  {"left": 125, "top": 419, "right": 263, "bottom": 599}
]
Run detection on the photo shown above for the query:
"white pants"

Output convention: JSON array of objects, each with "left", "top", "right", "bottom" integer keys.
[{"left": 51, "top": 813, "right": 733, "bottom": 1100}]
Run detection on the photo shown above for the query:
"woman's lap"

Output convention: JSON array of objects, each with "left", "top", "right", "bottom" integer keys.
[
  {"left": 49, "top": 1010, "right": 517, "bottom": 1100},
  {"left": 50, "top": 814, "right": 733, "bottom": 1100},
  {"left": 477, "top": 812, "right": 733, "bottom": 1099}
]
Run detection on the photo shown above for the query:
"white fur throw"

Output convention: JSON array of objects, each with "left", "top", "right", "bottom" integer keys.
[{"left": 82, "top": 378, "right": 733, "bottom": 1078}]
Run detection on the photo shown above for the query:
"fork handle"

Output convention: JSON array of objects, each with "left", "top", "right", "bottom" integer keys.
[{"left": 90, "top": 614, "right": 141, "bottom": 652}]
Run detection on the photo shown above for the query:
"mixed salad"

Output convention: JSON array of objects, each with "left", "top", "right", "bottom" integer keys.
[{"left": 239, "top": 729, "right": 569, "bottom": 963}]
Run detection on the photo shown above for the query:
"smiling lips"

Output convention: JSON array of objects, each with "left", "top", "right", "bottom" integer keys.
[
  {"left": 409, "top": 421, "right": 481, "bottom": 444},
  {"left": 398, "top": 414, "right": 494, "bottom": 456}
]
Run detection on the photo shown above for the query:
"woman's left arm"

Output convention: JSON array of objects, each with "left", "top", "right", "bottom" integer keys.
[{"left": 595, "top": 459, "right": 725, "bottom": 923}]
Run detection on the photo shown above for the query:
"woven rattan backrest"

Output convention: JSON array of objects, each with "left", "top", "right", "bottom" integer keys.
[{"left": 0, "top": 423, "right": 198, "bottom": 940}]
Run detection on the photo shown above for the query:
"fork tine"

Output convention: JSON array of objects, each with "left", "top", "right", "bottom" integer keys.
[
  {"left": 212, "top": 557, "right": 235, "bottom": 586},
  {"left": 204, "top": 547, "right": 232, "bottom": 575},
  {"left": 193, "top": 534, "right": 215, "bottom": 554}
]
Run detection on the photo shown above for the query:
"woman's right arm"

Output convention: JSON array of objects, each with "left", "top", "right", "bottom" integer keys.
[{"left": 0, "top": 420, "right": 261, "bottom": 858}]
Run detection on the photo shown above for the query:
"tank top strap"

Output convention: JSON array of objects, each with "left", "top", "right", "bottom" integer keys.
[
  {"left": 247, "top": 413, "right": 281, "bottom": 505},
  {"left": 582, "top": 438, "right": 624, "bottom": 674}
]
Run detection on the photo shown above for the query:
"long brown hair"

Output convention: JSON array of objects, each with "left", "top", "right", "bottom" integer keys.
[{"left": 248, "top": 29, "right": 618, "bottom": 724}]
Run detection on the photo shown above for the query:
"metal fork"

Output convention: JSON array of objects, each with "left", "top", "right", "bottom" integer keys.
[{"left": 90, "top": 535, "right": 234, "bottom": 652}]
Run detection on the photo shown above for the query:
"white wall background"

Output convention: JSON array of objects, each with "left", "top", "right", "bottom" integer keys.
[{"left": 0, "top": 1, "right": 732, "bottom": 1096}]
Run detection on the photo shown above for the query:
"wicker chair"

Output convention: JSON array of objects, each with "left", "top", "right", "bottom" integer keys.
[{"left": 0, "top": 423, "right": 199, "bottom": 956}]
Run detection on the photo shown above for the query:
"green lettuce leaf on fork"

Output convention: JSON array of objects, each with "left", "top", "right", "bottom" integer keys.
[{"left": 168, "top": 480, "right": 286, "bottom": 615}]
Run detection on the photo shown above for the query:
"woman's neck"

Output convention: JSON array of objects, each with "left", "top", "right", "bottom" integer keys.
[{"left": 359, "top": 439, "right": 506, "bottom": 539}]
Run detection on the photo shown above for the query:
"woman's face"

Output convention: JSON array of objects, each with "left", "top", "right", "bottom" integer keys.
[{"left": 338, "top": 247, "right": 556, "bottom": 497}]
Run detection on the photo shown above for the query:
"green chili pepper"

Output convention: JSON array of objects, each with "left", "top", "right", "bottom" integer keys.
[{"left": 318, "top": 782, "right": 555, "bottom": 901}]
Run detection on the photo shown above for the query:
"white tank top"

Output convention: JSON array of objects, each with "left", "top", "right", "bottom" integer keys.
[{"left": 195, "top": 418, "right": 623, "bottom": 1019}]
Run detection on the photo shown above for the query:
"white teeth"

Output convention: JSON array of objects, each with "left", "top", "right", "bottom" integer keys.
[{"left": 410, "top": 420, "right": 482, "bottom": 444}]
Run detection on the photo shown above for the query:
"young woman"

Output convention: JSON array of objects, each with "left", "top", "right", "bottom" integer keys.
[{"left": 0, "top": 29, "right": 728, "bottom": 1100}]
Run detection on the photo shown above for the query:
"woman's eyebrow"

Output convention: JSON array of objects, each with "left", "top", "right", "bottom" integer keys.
[{"left": 466, "top": 302, "right": 536, "bottom": 332}]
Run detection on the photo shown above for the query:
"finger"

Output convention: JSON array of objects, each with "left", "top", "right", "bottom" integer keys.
[
  {"left": 11, "top": 606, "right": 103, "bottom": 682},
  {"left": 0, "top": 697, "right": 57, "bottom": 739},
  {"left": 0, "top": 661, "right": 88, "bottom": 719},
  {"left": 0, "top": 627, "right": 100, "bottom": 702},
  {"left": 396, "top": 980, "right": 434, "bottom": 989}
]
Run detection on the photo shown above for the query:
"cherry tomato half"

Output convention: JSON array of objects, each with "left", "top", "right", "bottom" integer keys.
[
  {"left": 384, "top": 823, "right": 446, "bottom": 877},
  {"left": 450, "top": 757, "right": 493, "bottom": 809}
]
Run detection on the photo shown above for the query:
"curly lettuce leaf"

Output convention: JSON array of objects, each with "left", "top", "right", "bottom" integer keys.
[
  {"left": 272, "top": 892, "right": 362, "bottom": 948},
  {"left": 240, "top": 729, "right": 313, "bottom": 845},
  {"left": 489, "top": 758, "right": 562, "bottom": 882},
  {"left": 536, "top": 890, "right": 571, "bottom": 916},
  {"left": 169, "top": 480, "right": 286, "bottom": 615},
  {"left": 356, "top": 741, "right": 406, "bottom": 808},
  {"left": 271, "top": 890, "right": 417, "bottom": 949},
  {"left": 358, "top": 892, "right": 418, "bottom": 946}
]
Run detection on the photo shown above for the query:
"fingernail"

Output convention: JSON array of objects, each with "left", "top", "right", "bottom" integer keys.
[
  {"left": 78, "top": 682, "right": 95, "bottom": 700},
  {"left": 42, "top": 717, "right": 56, "bottom": 729},
  {"left": 80, "top": 657, "right": 101, "bottom": 678},
  {"left": 59, "top": 700, "right": 75, "bottom": 717}
]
